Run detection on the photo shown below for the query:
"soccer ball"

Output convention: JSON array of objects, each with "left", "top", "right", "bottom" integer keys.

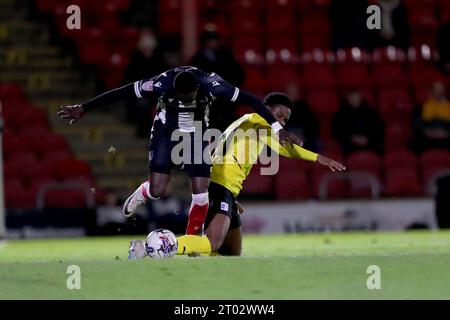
[{"left": 145, "top": 228, "right": 178, "bottom": 259}]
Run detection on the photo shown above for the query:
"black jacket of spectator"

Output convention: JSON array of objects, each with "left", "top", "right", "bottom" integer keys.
[
  {"left": 284, "top": 100, "right": 320, "bottom": 152},
  {"left": 332, "top": 100, "right": 385, "bottom": 155}
]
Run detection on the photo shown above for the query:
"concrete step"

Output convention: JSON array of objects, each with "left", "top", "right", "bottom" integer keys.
[
  {"left": 0, "top": 46, "right": 63, "bottom": 58},
  {"left": 0, "top": 71, "right": 85, "bottom": 84},
  {"left": 55, "top": 125, "right": 138, "bottom": 139},
  {"left": 0, "top": 58, "right": 73, "bottom": 71}
]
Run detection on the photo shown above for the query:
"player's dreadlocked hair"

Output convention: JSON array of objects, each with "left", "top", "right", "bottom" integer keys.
[
  {"left": 174, "top": 71, "right": 199, "bottom": 94},
  {"left": 263, "top": 92, "right": 293, "bottom": 109}
]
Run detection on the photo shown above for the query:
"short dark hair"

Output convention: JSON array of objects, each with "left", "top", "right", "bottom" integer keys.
[
  {"left": 174, "top": 71, "right": 199, "bottom": 94},
  {"left": 263, "top": 92, "right": 293, "bottom": 109}
]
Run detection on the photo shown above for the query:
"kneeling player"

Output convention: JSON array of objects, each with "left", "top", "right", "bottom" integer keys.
[{"left": 175, "top": 92, "right": 345, "bottom": 256}]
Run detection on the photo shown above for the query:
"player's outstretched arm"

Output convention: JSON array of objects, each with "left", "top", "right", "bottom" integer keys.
[
  {"left": 58, "top": 82, "right": 139, "bottom": 124},
  {"left": 316, "top": 155, "right": 346, "bottom": 172}
]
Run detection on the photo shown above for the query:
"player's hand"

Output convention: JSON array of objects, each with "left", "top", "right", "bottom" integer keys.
[
  {"left": 57, "top": 104, "right": 84, "bottom": 124},
  {"left": 236, "top": 201, "right": 245, "bottom": 215},
  {"left": 278, "top": 129, "right": 304, "bottom": 147},
  {"left": 317, "top": 155, "right": 346, "bottom": 172}
]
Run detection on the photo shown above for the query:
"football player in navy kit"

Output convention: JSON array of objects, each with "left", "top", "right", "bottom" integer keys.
[{"left": 58, "top": 66, "right": 303, "bottom": 235}]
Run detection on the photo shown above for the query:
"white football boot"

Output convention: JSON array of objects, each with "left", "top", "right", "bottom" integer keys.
[
  {"left": 122, "top": 182, "right": 148, "bottom": 218},
  {"left": 128, "top": 240, "right": 147, "bottom": 260}
]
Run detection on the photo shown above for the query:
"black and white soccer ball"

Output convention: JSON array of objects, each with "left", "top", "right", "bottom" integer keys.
[{"left": 145, "top": 229, "right": 178, "bottom": 259}]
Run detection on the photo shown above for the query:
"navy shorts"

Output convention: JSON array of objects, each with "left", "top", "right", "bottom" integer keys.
[
  {"left": 204, "top": 182, "right": 241, "bottom": 230},
  {"left": 149, "top": 120, "right": 211, "bottom": 178}
]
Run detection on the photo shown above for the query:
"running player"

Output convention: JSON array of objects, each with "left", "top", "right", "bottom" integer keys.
[{"left": 58, "top": 66, "right": 303, "bottom": 235}]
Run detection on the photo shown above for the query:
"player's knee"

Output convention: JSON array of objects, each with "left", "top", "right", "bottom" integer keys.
[
  {"left": 207, "top": 235, "right": 223, "bottom": 252},
  {"left": 149, "top": 184, "right": 165, "bottom": 198}
]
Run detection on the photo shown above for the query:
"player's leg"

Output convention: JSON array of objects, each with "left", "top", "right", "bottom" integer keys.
[
  {"left": 216, "top": 200, "right": 242, "bottom": 256},
  {"left": 176, "top": 212, "right": 228, "bottom": 255},
  {"left": 186, "top": 176, "right": 210, "bottom": 235},
  {"left": 184, "top": 137, "right": 212, "bottom": 235},
  {"left": 218, "top": 227, "right": 242, "bottom": 256},
  {"left": 205, "top": 213, "right": 231, "bottom": 252},
  {"left": 123, "top": 126, "right": 173, "bottom": 217}
]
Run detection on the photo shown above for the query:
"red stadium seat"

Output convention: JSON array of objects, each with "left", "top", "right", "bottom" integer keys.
[
  {"left": 385, "top": 123, "right": 412, "bottom": 152},
  {"left": 337, "top": 64, "right": 373, "bottom": 90},
  {"left": 230, "top": 13, "right": 263, "bottom": 36},
  {"left": 267, "top": 36, "right": 298, "bottom": 53},
  {"left": 419, "top": 149, "right": 450, "bottom": 187},
  {"left": 53, "top": 158, "right": 92, "bottom": 181},
  {"left": 265, "top": 0, "right": 298, "bottom": 10},
  {"left": 3, "top": 160, "right": 21, "bottom": 180},
  {"left": 20, "top": 162, "right": 55, "bottom": 185},
  {"left": 378, "top": 88, "right": 413, "bottom": 123},
  {"left": 440, "top": 0, "right": 450, "bottom": 23},
  {"left": 265, "top": 11, "right": 297, "bottom": 35},
  {"left": 302, "top": 64, "right": 337, "bottom": 91},
  {"left": 385, "top": 167, "right": 421, "bottom": 197},
  {"left": 4, "top": 178, "right": 35, "bottom": 208},
  {"left": 4, "top": 178, "right": 22, "bottom": 193},
  {"left": 6, "top": 151, "right": 38, "bottom": 167},
  {"left": 407, "top": 45, "right": 439, "bottom": 66},
  {"left": 311, "top": 166, "right": 348, "bottom": 199},
  {"left": 266, "top": 67, "right": 300, "bottom": 91},
  {"left": 3, "top": 130, "right": 23, "bottom": 156},
  {"left": 243, "top": 66, "right": 268, "bottom": 94},
  {"left": 371, "top": 46, "right": 407, "bottom": 66},
  {"left": 229, "top": 0, "right": 262, "bottom": 11},
  {"left": 275, "top": 170, "right": 310, "bottom": 200},
  {"left": 372, "top": 64, "right": 409, "bottom": 90},
  {"left": 41, "top": 150, "right": 73, "bottom": 167},
  {"left": 41, "top": 133, "right": 71, "bottom": 154},
  {"left": 0, "top": 83, "right": 25, "bottom": 101},
  {"left": 15, "top": 107, "right": 49, "bottom": 130},
  {"left": 232, "top": 36, "right": 264, "bottom": 64},
  {"left": 5, "top": 189, "right": 36, "bottom": 209},
  {"left": 298, "top": 13, "right": 330, "bottom": 35},
  {"left": 28, "top": 177, "right": 58, "bottom": 197},
  {"left": 19, "top": 126, "right": 52, "bottom": 157},
  {"left": 44, "top": 189, "right": 90, "bottom": 208},
  {"left": 306, "top": 90, "right": 339, "bottom": 117},
  {"left": 410, "top": 64, "right": 446, "bottom": 85},
  {"left": 384, "top": 149, "right": 418, "bottom": 170},
  {"left": 346, "top": 151, "right": 382, "bottom": 178}
]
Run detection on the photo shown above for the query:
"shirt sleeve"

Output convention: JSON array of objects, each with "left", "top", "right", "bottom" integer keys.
[
  {"left": 206, "top": 73, "right": 240, "bottom": 102},
  {"left": 262, "top": 127, "right": 318, "bottom": 162},
  {"left": 133, "top": 76, "right": 164, "bottom": 99}
]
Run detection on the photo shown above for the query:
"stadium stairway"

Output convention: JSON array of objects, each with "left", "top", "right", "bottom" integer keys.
[{"left": 1, "top": 0, "right": 149, "bottom": 199}]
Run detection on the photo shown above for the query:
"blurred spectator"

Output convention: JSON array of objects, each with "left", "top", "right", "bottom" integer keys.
[
  {"left": 122, "top": 28, "right": 169, "bottom": 137},
  {"left": 329, "top": 0, "right": 371, "bottom": 50},
  {"left": 190, "top": 28, "right": 245, "bottom": 132},
  {"left": 332, "top": 90, "right": 385, "bottom": 155},
  {"left": 190, "top": 28, "right": 245, "bottom": 87},
  {"left": 411, "top": 82, "right": 450, "bottom": 153},
  {"left": 371, "top": 0, "right": 410, "bottom": 50},
  {"left": 437, "top": 22, "right": 450, "bottom": 74},
  {"left": 283, "top": 83, "right": 320, "bottom": 152}
]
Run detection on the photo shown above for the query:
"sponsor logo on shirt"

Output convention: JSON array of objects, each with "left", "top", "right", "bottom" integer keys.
[{"left": 220, "top": 202, "right": 229, "bottom": 211}]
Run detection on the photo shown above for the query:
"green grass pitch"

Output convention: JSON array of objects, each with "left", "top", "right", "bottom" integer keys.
[{"left": 1, "top": 230, "right": 450, "bottom": 299}]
